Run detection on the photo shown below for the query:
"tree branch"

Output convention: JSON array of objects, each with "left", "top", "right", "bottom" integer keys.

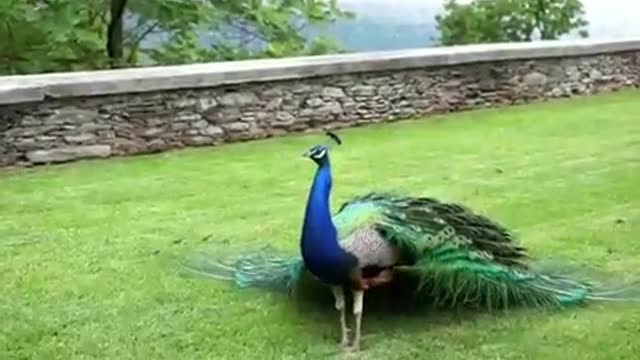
[
  {"left": 131, "top": 21, "right": 160, "bottom": 47},
  {"left": 125, "top": 21, "right": 160, "bottom": 64}
]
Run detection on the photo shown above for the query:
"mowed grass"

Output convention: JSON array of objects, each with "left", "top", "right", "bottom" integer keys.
[{"left": 1, "top": 89, "right": 640, "bottom": 360}]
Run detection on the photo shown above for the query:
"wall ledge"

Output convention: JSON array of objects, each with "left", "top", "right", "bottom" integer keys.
[{"left": 1, "top": 38, "right": 640, "bottom": 105}]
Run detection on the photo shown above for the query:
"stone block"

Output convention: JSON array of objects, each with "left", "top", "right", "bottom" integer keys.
[{"left": 26, "top": 145, "right": 111, "bottom": 164}]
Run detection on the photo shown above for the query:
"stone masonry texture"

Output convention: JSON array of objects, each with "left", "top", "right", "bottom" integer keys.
[{"left": 1, "top": 52, "right": 639, "bottom": 167}]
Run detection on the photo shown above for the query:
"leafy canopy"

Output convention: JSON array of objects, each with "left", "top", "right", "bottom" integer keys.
[
  {"left": 0, "top": 0, "right": 354, "bottom": 75},
  {"left": 435, "top": 0, "right": 589, "bottom": 45}
]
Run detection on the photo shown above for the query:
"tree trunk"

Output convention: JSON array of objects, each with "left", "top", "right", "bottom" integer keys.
[
  {"left": 107, "top": 0, "right": 128, "bottom": 67},
  {"left": 534, "top": 0, "right": 551, "bottom": 40}
]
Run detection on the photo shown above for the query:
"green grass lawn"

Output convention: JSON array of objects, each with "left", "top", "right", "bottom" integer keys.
[{"left": 2, "top": 89, "right": 640, "bottom": 360}]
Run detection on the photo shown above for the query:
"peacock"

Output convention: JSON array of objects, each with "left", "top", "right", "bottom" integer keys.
[{"left": 183, "top": 131, "right": 639, "bottom": 352}]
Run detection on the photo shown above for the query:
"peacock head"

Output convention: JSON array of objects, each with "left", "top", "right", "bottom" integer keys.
[
  {"left": 302, "top": 145, "right": 330, "bottom": 166},
  {"left": 302, "top": 131, "right": 342, "bottom": 166}
]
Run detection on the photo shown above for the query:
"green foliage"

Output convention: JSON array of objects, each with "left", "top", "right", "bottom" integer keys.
[
  {"left": 0, "top": 0, "right": 108, "bottom": 74},
  {"left": 0, "top": 0, "right": 353, "bottom": 75},
  {"left": 305, "top": 36, "right": 345, "bottom": 56},
  {"left": 147, "top": 0, "right": 354, "bottom": 63},
  {"left": 435, "top": 0, "right": 589, "bottom": 45}
]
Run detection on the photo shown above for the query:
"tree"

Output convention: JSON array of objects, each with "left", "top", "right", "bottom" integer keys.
[
  {"left": 107, "top": 0, "right": 128, "bottom": 67},
  {"left": 143, "top": 0, "right": 354, "bottom": 64},
  {"left": 435, "top": 0, "right": 589, "bottom": 46},
  {"left": 0, "top": 0, "right": 354, "bottom": 75},
  {"left": 0, "top": 0, "right": 109, "bottom": 74}
]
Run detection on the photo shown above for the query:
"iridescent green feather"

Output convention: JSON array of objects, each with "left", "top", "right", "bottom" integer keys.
[
  {"left": 182, "top": 192, "right": 640, "bottom": 310},
  {"left": 182, "top": 245, "right": 304, "bottom": 293}
]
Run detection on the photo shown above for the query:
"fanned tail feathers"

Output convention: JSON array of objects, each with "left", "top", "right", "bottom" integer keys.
[
  {"left": 181, "top": 245, "right": 303, "bottom": 293},
  {"left": 401, "top": 254, "right": 640, "bottom": 310},
  {"left": 183, "top": 192, "right": 640, "bottom": 312},
  {"left": 336, "top": 192, "right": 640, "bottom": 309}
]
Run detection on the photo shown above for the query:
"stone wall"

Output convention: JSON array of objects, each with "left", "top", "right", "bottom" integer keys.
[{"left": 1, "top": 39, "right": 640, "bottom": 167}]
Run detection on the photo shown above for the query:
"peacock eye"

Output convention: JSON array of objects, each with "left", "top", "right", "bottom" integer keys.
[{"left": 313, "top": 148, "right": 326, "bottom": 159}]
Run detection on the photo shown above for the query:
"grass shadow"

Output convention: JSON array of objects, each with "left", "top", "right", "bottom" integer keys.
[
  {"left": 176, "top": 242, "right": 611, "bottom": 340},
  {"left": 282, "top": 269, "right": 540, "bottom": 336}
]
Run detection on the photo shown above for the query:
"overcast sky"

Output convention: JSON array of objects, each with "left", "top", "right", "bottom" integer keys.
[{"left": 338, "top": 0, "right": 640, "bottom": 38}]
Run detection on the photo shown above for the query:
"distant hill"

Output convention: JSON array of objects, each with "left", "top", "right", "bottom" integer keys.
[{"left": 306, "top": 17, "right": 439, "bottom": 52}]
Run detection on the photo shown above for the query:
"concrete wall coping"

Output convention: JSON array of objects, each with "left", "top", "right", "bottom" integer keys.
[{"left": 1, "top": 37, "right": 640, "bottom": 105}]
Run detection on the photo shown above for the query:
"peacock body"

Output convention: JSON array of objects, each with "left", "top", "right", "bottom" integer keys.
[{"left": 184, "top": 132, "right": 639, "bottom": 352}]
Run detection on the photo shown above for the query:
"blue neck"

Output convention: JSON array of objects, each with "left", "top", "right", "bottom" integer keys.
[{"left": 300, "top": 159, "right": 345, "bottom": 276}]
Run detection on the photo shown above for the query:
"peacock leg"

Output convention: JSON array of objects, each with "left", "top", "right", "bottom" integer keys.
[
  {"left": 351, "top": 289, "right": 365, "bottom": 352},
  {"left": 330, "top": 286, "right": 350, "bottom": 347}
]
